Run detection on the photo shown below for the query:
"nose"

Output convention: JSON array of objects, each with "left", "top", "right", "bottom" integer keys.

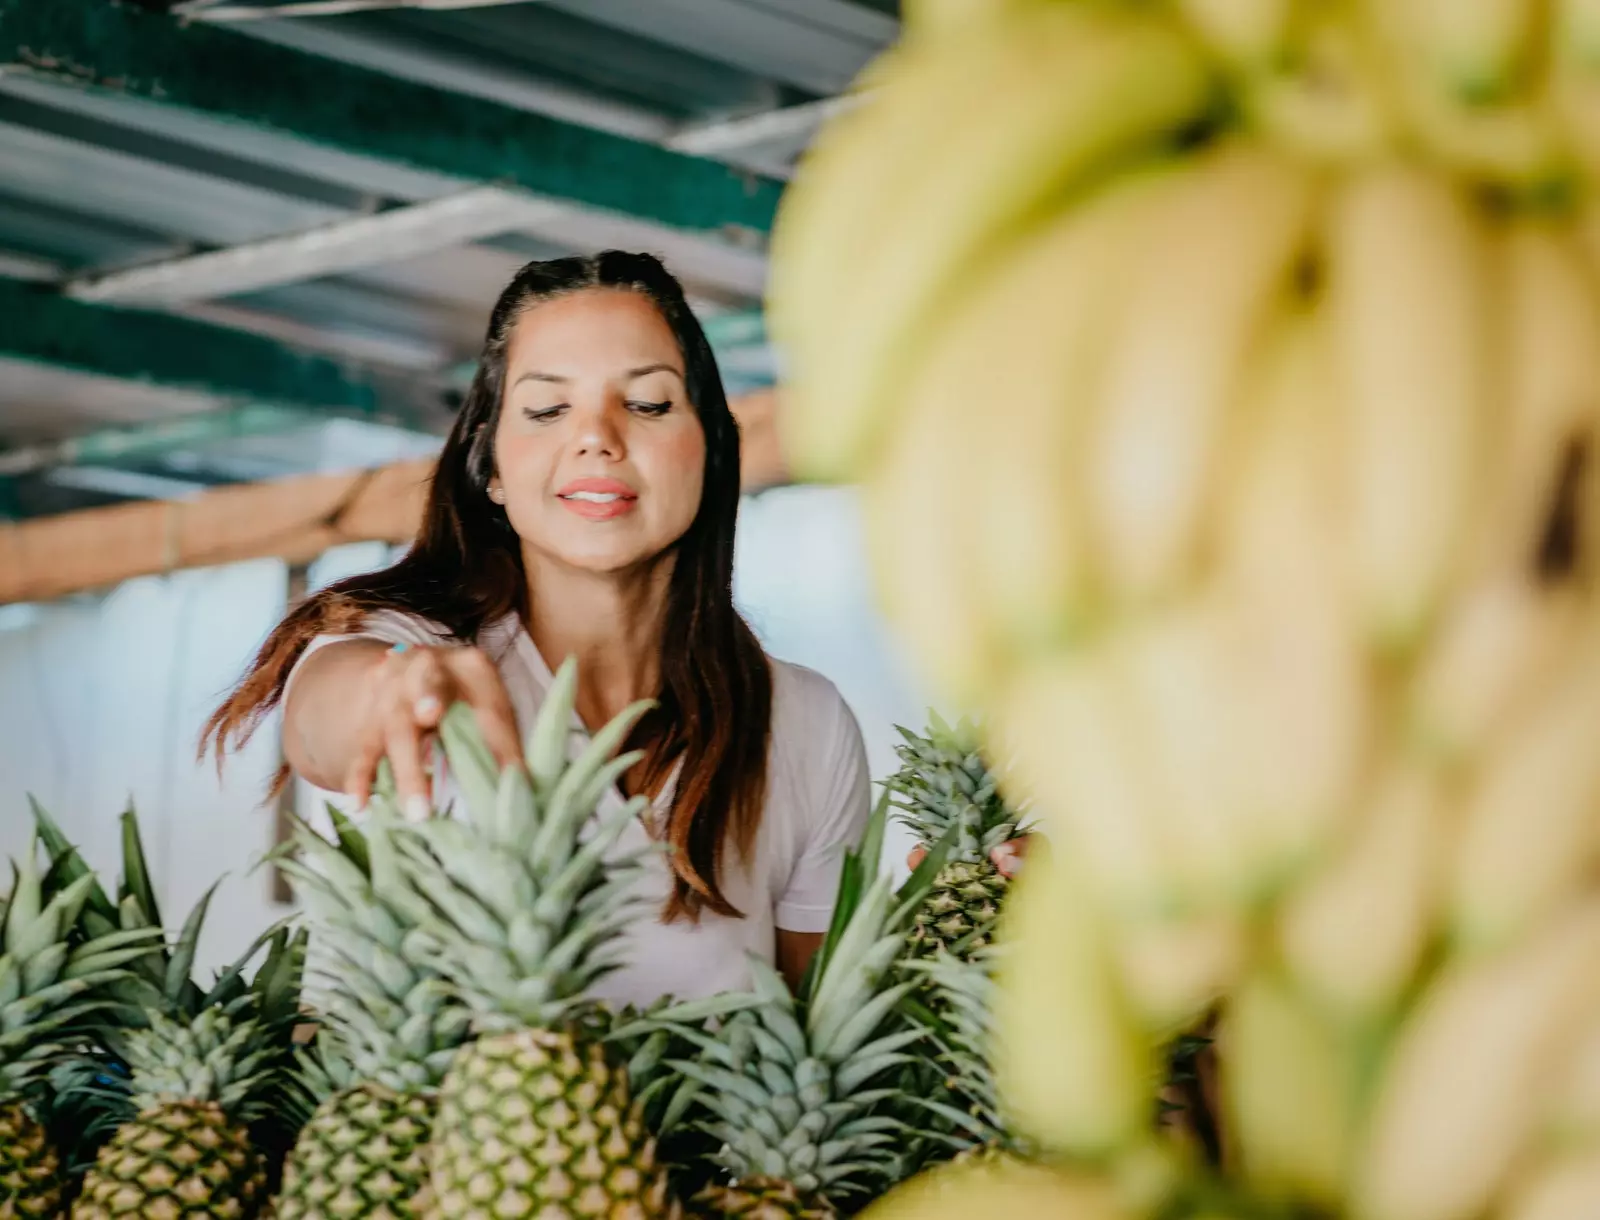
[{"left": 572, "top": 399, "right": 626, "bottom": 460}]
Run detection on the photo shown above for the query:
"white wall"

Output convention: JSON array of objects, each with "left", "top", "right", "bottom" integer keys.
[
  {"left": 0, "top": 560, "right": 290, "bottom": 976},
  {"left": 0, "top": 485, "right": 934, "bottom": 974},
  {"left": 733, "top": 484, "right": 930, "bottom": 871}
]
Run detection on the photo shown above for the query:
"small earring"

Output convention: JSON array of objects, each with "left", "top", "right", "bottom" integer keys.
[{"left": 488, "top": 486, "right": 506, "bottom": 504}]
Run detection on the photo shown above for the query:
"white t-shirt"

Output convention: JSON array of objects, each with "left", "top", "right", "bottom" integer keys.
[{"left": 287, "top": 609, "right": 872, "bottom": 1009}]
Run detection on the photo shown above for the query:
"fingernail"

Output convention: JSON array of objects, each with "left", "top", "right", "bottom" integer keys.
[
  {"left": 415, "top": 695, "right": 442, "bottom": 720},
  {"left": 404, "top": 795, "right": 431, "bottom": 823}
]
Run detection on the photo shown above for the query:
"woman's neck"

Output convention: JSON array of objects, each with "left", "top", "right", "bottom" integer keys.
[{"left": 520, "top": 550, "right": 674, "bottom": 733}]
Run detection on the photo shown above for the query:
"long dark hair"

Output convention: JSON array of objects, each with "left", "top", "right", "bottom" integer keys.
[{"left": 203, "top": 251, "right": 773, "bottom": 921}]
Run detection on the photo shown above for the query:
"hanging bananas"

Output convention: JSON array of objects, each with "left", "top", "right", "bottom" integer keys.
[{"left": 775, "top": 4, "right": 1600, "bottom": 1220}]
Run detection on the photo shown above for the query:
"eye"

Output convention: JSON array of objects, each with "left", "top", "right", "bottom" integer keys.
[
  {"left": 522, "top": 404, "right": 567, "bottom": 423},
  {"left": 628, "top": 400, "right": 673, "bottom": 417}
]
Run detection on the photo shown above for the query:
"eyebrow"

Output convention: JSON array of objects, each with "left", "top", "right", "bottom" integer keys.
[{"left": 509, "top": 364, "right": 685, "bottom": 389}]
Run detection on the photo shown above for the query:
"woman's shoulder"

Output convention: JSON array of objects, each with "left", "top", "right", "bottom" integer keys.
[
  {"left": 763, "top": 658, "right": 872, "bottom": 871},
  {"left": 768, "top": 658, "right": 865, "bottom": 768}
]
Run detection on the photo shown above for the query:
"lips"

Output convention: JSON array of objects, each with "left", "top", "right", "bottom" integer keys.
[{"left": 557, "top": 477, "right": 638, "bottom": 520}]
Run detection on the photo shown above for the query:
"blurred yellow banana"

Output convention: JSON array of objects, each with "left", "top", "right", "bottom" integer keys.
[
  {"left": 1408, "top": 577, "right": 1582, "bottom": 764},
  {"left": 1409, "top": 218, "right": 1599, "bottom": 762},
  {"left": 860, "top": 378, "right": 997, "bottom": 709},
  {"left": 993, "top": 847, "right": 1155, "bottom": 1159},
  {"left": 1554, "top": 0, "right": 1600, "bottom": 175},
  {"left": 1214, "top": 304, "right": 1372, "bottom": 890},
  {"left": 992, "top": 650, "right": 1182, "bottom": 920},
  {"left": 1085, "top": 141, "right": 1315, "bottom": 604},
  {"left": 778, "top": 6, "right": 1212, "bottom": 482},
  {"left": 1500, "top": 1148, "right": 1600, "bottom": 1220},
  {"left": 1354, "top": 900, "right": 1600, "bottom": 1220},
  {"left": 1113, "top": 911, "right": 1245, "bottom": 1033},
  {"left": 1221, "top": 970, "right": 1356, "bottom": 1209},
  {"left": 1242, "top": 6, "right": 1398, "bottom": 165},
  {"left": 1476, "top": 220, "right": 1600, "bottom": 583},
  {"left": 768, "top": 31, "right": 998, "bottom": 428},
  {"left": 1546, "top": 1010, "right": 1600, "bottom": 1142},
  {"left": 1276, "top": 757, "right": 1448, "bottom": 1024},
  {"left": 901, "top": 167, "right": 1175, "bottom": 663},
  {"left": 862, "top": 1157, "right": 1129, "bottom": 1220},
  {"left": 1393, "top": 0, "right": 1538, "bottom": 103},
  {"left": 1326, "top": 163, "right": 1493, "bottom": 655},
  {"left": 1177, "top": 0, "right": 1297, "bottom": 69},
  {"left": 1114, "top": 596, "right": 1258, "bottom": 909},
  {"left": 897, "top": 0, "right": 1051, "bottom": 42},
  {"left": 1558, "top": 0, "right": 1600, "bottom": 67},
  {"left": 1448, "top": 628, "right": 1600, "bottom": 954}
]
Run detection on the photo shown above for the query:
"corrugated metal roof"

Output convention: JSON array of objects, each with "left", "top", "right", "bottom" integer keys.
[{"left": 0, "top": 0, "right": 900, "bottom": 517}]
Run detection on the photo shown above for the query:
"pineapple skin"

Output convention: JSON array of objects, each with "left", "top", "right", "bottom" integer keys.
[
  {"left": 72, "top": 1100, "right": 266, "bottom": 1219},
  {"left": 427, "top": 1027, "right": 676, "bottom": 1220},
  {"left": 692, "top": 1176, "right": 835, "bottom": 1219},
  {"left": 909, "top": 861, "right": 1006, "bottom": 960},
  {"left": 0, "top": 1099, "right": 61, "bottom": 1219},
  {"left": 276, "top": 1083, "right": 435, "bottom": 1220}
]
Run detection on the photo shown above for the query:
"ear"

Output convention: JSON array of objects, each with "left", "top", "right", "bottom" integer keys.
[{"left": 488, "top": 482, "right": 507, "bottom": 504}]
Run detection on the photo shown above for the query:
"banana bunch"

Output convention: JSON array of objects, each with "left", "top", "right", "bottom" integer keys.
[{"left": 771, "top": 3, "right": 1600, "bottom": 1219}]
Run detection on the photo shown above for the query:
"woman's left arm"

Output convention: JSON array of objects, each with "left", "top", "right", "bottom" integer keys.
[
  {"left": 773, "top": 682, "right": 874, "bottom": 992},
  {"left": 776, "top": 930, "right": 825, "bottom": 992}
]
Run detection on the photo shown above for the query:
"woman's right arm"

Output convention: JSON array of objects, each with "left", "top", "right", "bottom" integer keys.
[{"left": 283, "top": 639, "right": 523, "bottom": 818}]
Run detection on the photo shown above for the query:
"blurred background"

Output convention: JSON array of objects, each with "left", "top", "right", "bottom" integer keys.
[{"left": 0, "top": 0, "right": 924, "bottom": 971}]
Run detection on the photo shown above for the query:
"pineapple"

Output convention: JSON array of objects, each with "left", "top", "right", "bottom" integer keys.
[
  {"left": 628, "top": 793, "right": 956, "bottom": 1218},
  {"left": 906, "top": 952, "right": 1016, "bottom": 1168},
  {"left": 273, "top": 807, "right": 471, "bottom": 1219},
  {"left": 381, "top": 658, "right": 689, "bottom": 1219},
  {"left": 32, "top": 804, "right": 307, "bottom": 1219},
  {"left": 1, "top": 835, "right": 154, "bottom": 1218},
  {"left": 886, "top": 714, "right": 1025, "bottom": 961}
]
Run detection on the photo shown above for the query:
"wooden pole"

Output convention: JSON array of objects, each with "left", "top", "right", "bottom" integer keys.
[{"left": 0, "top": 388, "right": 790, "bottom": 605}]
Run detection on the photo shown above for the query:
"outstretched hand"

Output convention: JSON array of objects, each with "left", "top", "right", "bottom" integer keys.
[
  {"left": 907, "top": 833, "right": 1032, "bottom": 878},
  {"left": 344, "top": 642, "right": 522, "bottom": 819}
]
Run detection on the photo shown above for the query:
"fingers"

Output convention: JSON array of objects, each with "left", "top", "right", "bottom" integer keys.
[
  {"left": 402, "top": 650, "right": 452, "bottom": 729},
  {"left": 442, "top": 648, "right": 525, "bottom": 768},
  {"left": 907, "top": 845, "right": 929, "bottom": 871},
  {"left": 990, "top": 835, "right": 1032, "bottom": 879},
  {"left": 382, "top": 702, "right": 434, "bottom": 823},
  {"left": 343, "top": 729, "right": 383, "bottom": 814},
  {"left": 341, "top": 643, "right": 521, "bottom": 818}
]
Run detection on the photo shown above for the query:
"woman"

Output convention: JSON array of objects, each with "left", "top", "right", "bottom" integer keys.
[{"left": 204, "top": 251, "right": 871, "bottom": 1006}]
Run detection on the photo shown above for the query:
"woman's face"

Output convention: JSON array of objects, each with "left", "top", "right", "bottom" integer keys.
[{"left": 491, "top": 288, "right": 706, "bottom": 577}]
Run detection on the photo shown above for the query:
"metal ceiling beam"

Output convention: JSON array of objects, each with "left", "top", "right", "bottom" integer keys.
[
  {"left": 666, "top": 95, "right": 861, "bottom": 161},
  {"left": 64, "top": 185, "right": 565, "bottom": 306},
  {"left": 0, "top": 276, "right": 421, "bottom": 424},
  {"left": 178, "top": 0, "right": 542, "bottom": 19},
  {"left": 0, "top": 404, "right": 332, "bottom": 477},
  {"left": 209, "top": 13, "right": 673, "bottom": 144},
  {"left": 0, "top": 0, "right": 784, "bottom": 241}
]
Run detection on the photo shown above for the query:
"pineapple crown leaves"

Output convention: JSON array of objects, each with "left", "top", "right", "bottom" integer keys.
[
  {"left": 899, "top": 953, "right": 1010, "bottom": 1152},
  {"left": 111, "top": 924, "right": 309, "bottom": 1131},
  {"left": 626, "top": 796, "right": 957, "bottom": 1201},
  {"left": 273, "top": 808, "right": 471, "bottom": 1089},
  {"left": 601, "top": 994, "right": 760, "bottom": 1134},
  {"left": 382, "top": 658, "right": 664, "bottom": 1030},
  {"left": 0, "top": 840, "right": 160, "bottom": 1100},
  {"left": 36, "top": 796, "right": 308, "bottom": 1034},
  {"left": 650, "top": 971, "right": 924, "bottom": 1199},
  {"left": 41, "top": 1051, "right": 137, "bottom": 1175},
  {"left": 279, "top": 1026, "right": 357, "bottom": 1131},
  {"left": 30, "top": 799, "right": 230, "bottom": 1027},
  {"left": 884, "top": 712, "right": 1025, "bottom": 862},
  {"left": 121, "top": 1007, "right": 281, "bottom": 1119}
]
